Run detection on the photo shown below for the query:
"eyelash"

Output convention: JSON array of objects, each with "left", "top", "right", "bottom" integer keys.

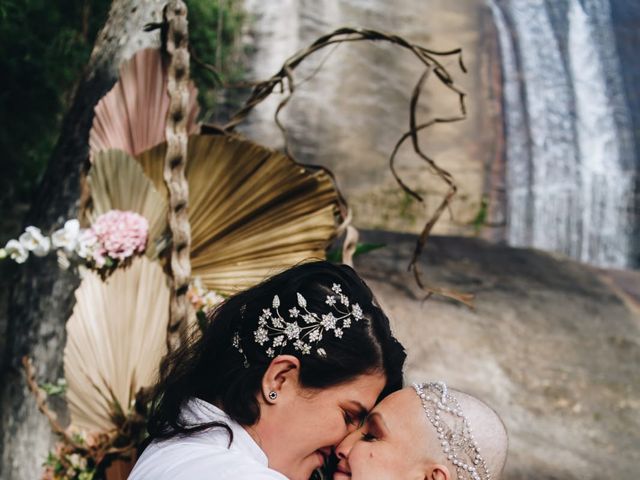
[
  {"left": 361, "top": 432, "right": 377, "bottom": 442},
  {"left": 343, "top": 411, "right": 365, "bottom": 428},
  {"left": 343, "top": 411, "right": 356, "bottom": 426}
]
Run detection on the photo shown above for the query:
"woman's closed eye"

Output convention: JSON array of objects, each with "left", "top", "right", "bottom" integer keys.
[
  {"left": 359, "top": 411, "right": 387, "bottom": 441},
  {"left": 343, "top": 410, "right": 365, "bottom": 429},
  {"left": 343, "top": 405, "right": 367, "bottom": 429},
  {"left": 361, "top": 431, "right": 377, "bottom": 442}
]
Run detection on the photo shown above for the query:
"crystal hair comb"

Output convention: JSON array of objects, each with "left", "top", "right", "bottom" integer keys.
[{"left": 234, "top": 283, "right": 364, "bottom": 359}]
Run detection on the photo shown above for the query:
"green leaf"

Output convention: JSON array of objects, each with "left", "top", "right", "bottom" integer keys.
[
  {"left": 327, "top": 242, "right": 386, "bottom": 263},
  {"left": 40, "top": 378, "right": 67, "bottom": 396},
  {"left": 196, "top": 309, "right": 208, "bottom": 332}
]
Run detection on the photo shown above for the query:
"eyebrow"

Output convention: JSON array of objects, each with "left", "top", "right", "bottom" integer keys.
[
  {"left": 345, "top": 400, "right": 369, "bottom": 422},
  {"left": 367, "top": 411, "right": 391, "bottom": 433},
  {"left": 345, "top": 400, "right": 368, "bottom": 413}
]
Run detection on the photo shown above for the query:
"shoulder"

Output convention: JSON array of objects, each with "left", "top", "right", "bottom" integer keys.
[{"left": 129, "top": 440, "right": 286, "bottom": 480}]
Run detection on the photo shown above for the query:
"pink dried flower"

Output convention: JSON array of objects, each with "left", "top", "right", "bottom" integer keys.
[
  {"left": 41, "top": 465, "right": 55, "bottom": 480},
  {"left": 91, "top": 210, "right": 148, "bottom": 261}
]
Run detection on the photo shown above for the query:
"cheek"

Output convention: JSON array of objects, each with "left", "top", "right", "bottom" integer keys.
[
  {"left": 290, "top": 403, "right": 348, "bottom": 449},
  {"left": 350, "top": 443, "right": 400, "bottom": 476},
  {"left": 349, "top": 444, "right": 377, "bottom": 475},
  {"left": 309, "top": 410, "right": 348, "bottom": 444}
]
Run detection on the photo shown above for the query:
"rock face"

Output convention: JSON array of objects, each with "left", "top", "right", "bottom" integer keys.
[
  {"left": 354, "top": 230, "right": 640, "bottom": 479},
  {"left": 241, "top": 0, "right": 498, "bottom": 237},
  {"left": 240, "top": 0, "right": 640, "bottom": 268}
]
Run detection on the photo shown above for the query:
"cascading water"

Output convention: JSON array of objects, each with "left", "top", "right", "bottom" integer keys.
[
  {"left": 489, "top": 0, "right": 636, "bottom": 267},
  {"left": 241, "top": 0, "right": 636, "bottom": 267},
  {"left": 569, "top": 0, "right": 634, "bottom": 266}
]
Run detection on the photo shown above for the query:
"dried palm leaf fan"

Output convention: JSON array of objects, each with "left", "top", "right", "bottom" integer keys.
[
  {"left": 88, "top": 25, "right": 343, "bottom": 297},
  {"left": 86, "top": 150, "right": 168, "bottom": 259},
  {"left": 64, "top": 257, "right": 170, "bottom": 434},
  {"left": 136, "top": 133, "right": 340, "bottom": 294},
  {"left": 89, "top": 48, "right": 200, "bottom": 158}
]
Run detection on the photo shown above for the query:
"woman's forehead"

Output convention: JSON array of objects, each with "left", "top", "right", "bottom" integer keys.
[
  {"left": 373, "top": 388, "right": 426, "bottom": 432},
  {"left": 320, "top": 371, "right": 386, "bottom": 406}
]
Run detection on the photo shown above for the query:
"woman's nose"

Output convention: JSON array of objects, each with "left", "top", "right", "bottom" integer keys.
[{"left": 335, "top": 428, "right": 359, "bottom": 460}]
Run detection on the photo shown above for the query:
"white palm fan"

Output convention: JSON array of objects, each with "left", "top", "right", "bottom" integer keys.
[
  {"left": 64, "top": 257, "right": 170, "bottom": 433},
  {"left": 86, "top": 150, "right": 168, "bottom": 259}
]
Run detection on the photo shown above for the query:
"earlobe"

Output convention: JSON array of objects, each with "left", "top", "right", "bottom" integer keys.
[
  {"left": 425, "top": 464, "right": 450, "bottom": 480},
  {"left": 260, "top": 355, "right": 301, "bottom": 403}
]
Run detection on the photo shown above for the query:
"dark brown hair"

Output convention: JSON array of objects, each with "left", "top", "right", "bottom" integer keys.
[{"left": 146, "top": 261, "right": 406, "bottom": 441}]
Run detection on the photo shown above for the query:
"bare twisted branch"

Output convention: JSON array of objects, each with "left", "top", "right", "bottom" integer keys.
[{"left": 216, "top": 27, "right": 471, "bottom": 305}]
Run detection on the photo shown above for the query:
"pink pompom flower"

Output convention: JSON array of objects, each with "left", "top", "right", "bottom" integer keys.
[{"left": 90, "top": 210, "right": 149, "bottom": 262}]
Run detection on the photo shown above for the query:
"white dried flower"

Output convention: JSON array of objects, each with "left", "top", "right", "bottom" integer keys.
[
  {"left": 4, "top": 239, "right": 28, "bottom": 264},
  {"left": 56, "top": 250, "right": 71, "bottom": 270},
  {"left": 19, "top": 226, "right": 50, "bottom": 257},
  {"left": 51, "top": 219, "right": 80, "bottom": 253},
  {"left": 75, "top": 229, "right": 98, "bottom": 259}
]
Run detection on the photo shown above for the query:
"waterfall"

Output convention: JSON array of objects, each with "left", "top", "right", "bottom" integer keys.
[
  {"left": 569, "top": 0, "right": 634, "bottom": 266},
  {"left": 490, "top": 0, "right": 636, "bottom": 267},
  {"left": 486, "top": 0, "right": 533, "bottom": 246},
  {"left": 241, "top": 0, "right": 636, "bottom": 266}
]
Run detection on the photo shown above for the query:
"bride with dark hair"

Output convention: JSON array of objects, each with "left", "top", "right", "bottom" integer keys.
[{"left": 129, "top": 260, "right": 406, "bottom": 480}]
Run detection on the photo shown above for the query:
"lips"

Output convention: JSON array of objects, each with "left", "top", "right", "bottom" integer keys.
[{"left": 334, "top": 462, "right": 351, "bottom": 478}]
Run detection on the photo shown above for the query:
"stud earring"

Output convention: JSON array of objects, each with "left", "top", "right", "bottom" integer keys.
[{"left": 268, "top": 391, "right": 278, "bottom": 401}]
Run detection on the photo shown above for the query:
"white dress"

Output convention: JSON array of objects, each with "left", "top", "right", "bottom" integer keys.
[{"left": 128, "top": 398, "right": 288, "bottom": 480}]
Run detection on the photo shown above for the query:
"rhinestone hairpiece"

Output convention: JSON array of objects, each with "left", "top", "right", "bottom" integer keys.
[
  {"left": 235, "top": 283, "right": 364, "bottom": 359},
  {"left": 412, "top": 381, "right": 491, "bottom": 480}
]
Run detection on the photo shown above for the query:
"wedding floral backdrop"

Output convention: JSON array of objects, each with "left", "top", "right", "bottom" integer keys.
[
  {"left": 0, "top": 1, "right": 468, "bottom": 478},
  {"left": 1, "top": 1, "right": 639, "bottom": 480}
]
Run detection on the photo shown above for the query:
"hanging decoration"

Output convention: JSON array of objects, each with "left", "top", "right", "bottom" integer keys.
[{"left": 13, "top": 1, "right": 470, "bottom": 478}]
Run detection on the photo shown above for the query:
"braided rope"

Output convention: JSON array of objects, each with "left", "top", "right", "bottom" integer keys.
[{"left": 164, "top": 0, "right": 193, "bottom": 352}]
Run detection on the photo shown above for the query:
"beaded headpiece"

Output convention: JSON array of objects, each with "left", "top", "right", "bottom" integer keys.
[
  {"left": 234, "top": 283, "right": 364, "bottom": 359},
  {"left": 413, "top": 381, "right": 491, "bottom": 480}
]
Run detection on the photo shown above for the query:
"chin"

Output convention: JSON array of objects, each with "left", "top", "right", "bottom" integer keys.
[{"left": 288, "top": 463, "right": 321, "bottom": 480}]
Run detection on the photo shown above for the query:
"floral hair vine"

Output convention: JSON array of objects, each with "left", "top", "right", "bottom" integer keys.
[{"left": 234, "top": 283, "right": 364, "bottom": 360}]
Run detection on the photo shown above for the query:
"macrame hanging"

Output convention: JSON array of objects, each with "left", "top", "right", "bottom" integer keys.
[{"left": 162, "top": 0, "right": 195, "bottom": 352}]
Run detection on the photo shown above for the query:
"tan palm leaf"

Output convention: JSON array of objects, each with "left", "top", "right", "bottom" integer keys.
[
  {"left": 64, "top": 257, "right": 170, "bottom": 434},
  {"left": 89, "top": 48, "right": 200, "bottom": 158},
  {"left": 136, "top": 133, "right": 340, "bottom": 294},
  {"left": 87, "top": 150, "right": 168, "bottom": 259}
]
